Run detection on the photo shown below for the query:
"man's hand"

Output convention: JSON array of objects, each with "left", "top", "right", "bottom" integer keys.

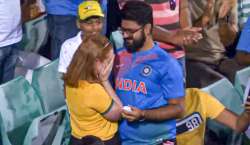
[
  {"left": 172, "top": 27, "right": 203, "bottom": 46},
  {"left": 219, "top": 0, "right": 235, "bottom": 18},
  {"left": 122, "top": 106, "right": 145, "bottom": 122}
]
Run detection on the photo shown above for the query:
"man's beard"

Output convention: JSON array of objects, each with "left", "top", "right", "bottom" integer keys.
[{"left": 125, "top": 31, "right": 146, "bottom": 52}]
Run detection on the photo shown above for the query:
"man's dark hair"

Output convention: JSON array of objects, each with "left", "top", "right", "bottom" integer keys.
[{"left": 121, "top": 1, "right": 153, "bottom": 27}]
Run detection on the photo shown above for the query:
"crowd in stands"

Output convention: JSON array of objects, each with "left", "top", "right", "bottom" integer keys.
[{"left": 1, "top": 0, "right": 250, "bottom": 145}]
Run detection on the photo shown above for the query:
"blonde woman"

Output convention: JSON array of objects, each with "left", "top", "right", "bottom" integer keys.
[{"left": 64, "top": 34, "right": 122, "bottom": 145}]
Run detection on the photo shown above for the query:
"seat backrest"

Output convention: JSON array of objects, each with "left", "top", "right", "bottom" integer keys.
[
  {"left": 31, "top": 59, "right": 65, "bottom": 113},
  {"left": 234, "top": 66, "right": 250, "bottom": 99},
  {"left": 202, "top": 78, "right": 244, "bottom": 141},
  {"left": 20, "top": 14, "right": 48, "bottom": 53},
  {"left": 202, "top": 78, "right": 243, "bottom": 114},
  {"left": 23, "top": 106, "right": 67, "bottom": 145},
  {"left": 0, "top": 76, "right": 44, "bottom": 145},
  {"left": 16, "top": 50, "right": 51, "bottom": 69}
]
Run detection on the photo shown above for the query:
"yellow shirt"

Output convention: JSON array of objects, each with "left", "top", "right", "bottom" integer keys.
[
  {"left": 65, "top": 81, "right": 118, "bottom": 141},
  {"left": 177, "top": 88, "right": 225, "bottom": 145}
]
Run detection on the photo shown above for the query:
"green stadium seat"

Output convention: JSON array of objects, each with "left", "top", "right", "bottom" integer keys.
[
  {"left": 110, "top": 30, "right": 124, "bottom": 50},
  {"left": 234, "top": 66, "right": 250, "bottom": 100},
  {"left": 0, "top": 76, "right": 44, "bottom": 145},
  {"left": 0, "top": 115, "right": 12, "bottom": 145},
  {"left": 14, "top": 50, "right": 51, "bottom": 83},
  {"left": 202, "top": 78, "right": 244, "bottom": 145},
  {"left": 19, "top": 14, "right": 48, "bottom": 53},
  {"left": 23, "top": 106, "right": 67, "bottom": 145},
  {"left": 31, "top": 59, "right": 65, "bottom": 113},
  {"left": 16, "top": 50, "right": 51, "bottom": 69}
]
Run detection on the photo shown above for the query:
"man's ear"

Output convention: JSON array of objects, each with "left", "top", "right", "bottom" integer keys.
[{"left": 144, "top": 24, "right": 152, "bottom": 35}]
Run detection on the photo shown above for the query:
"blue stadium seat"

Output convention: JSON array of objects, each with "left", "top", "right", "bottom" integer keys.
[
  {"left": 110, "top": 30, "right": 124, "bottom": 50},
  {"left": 31, "top": 59, "right": 65, "bottom": 113},
  {"left": 0, "top": 76, "right": 44, "bottom": 145}
]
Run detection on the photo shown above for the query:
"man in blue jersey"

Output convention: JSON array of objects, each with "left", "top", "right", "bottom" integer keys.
[{"left": 113, "top": 1, "right": 185, "bottom": 145}]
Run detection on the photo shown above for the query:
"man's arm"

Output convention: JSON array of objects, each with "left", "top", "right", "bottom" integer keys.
[
  {"left": 236, "top": 51, "right": 250, "bottom": 65},
  {"left": 122, "top": 97, "right": 184, "bottom": 122},
  {"left": 215, "top": 109, "right": 250, "bottom": 132},
  {"left": 179, "top": 0, "right": 192, "bottom": 28},
  {"left": 215, "top": 97, "right": 250, "bottom": 132},
  {"left": 152, "top": 26, "right": 202, "bottom": 47}
]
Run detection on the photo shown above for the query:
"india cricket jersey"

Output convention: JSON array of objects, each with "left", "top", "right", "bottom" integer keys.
[{"left": 114, "top": 43, "right": 185, "bottom": 145}]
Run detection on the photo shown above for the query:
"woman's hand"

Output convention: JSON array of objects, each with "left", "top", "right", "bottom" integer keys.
[{"left": 98, "top": 53, "right": 115, "bottom": 82}]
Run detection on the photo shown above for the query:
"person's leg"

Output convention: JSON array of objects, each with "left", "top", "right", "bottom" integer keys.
[
  {"left": 0, "top": 46, "right": 11, "bottom": 83},
  {"left": 69, "top": 136, "right": 83, "bottom": 145},
  {"left": 0, "top": 44, "right": 18, "bottom": 84},
  {"left": 47, "top": 14, "right": 79, "bottom": 60},
  {"left": 103, "top": 133, "right": 121, "bottom": 145},
  {"left": 186, "top": 59, "right": 225, "bottom": 88}
]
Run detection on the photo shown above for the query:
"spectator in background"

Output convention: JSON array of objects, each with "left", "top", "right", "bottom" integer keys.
[
  {"left": 185, "top": 0, "right": 244, "bottom": 88},
  {"left": 111, "top": 0, "right": 202, "bottom": 72},
  {"left": 114, "top": 2, "right": 185, "bottom": 144},
  {"left": 58, "top": 1, "right": 104, "bottom": 74},
  {"left": 43, "top": 0, "right": 81, "bottom": 60},
  {"left": 177, "top": 88, "right": 250, "bottom": 145},
  {"left": 64, "top": 34, "right": 122, "bottom": 145},
  {"left": 238, "top": 0, "right": 250, "bottom": 30},
  {"left": 0, "top": 0, "right": 22, "bottom": 84},
  {"left": 236, "top": 17, "right": 250, "bottom": 66},
  {"left": 43, "top": 0, "right": 108, "bottom": 60}
]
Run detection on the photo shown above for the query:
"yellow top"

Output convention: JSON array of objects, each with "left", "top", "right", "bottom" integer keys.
[
  {"left": 177, "top": 88, "right": 225, "bottom": 145},
  {"left": 65, "top": 80, "right": 117, "bottom": 140}
]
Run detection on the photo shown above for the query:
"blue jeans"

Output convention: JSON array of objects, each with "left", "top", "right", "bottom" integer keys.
[
  {"left": 0, "top": 44, "right": 19, "bottom": 84},
  {"left": 47, "top": 14, "right": 79, "bottom": 60}
]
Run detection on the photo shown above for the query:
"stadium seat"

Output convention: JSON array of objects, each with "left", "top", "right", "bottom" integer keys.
[
  {"left": 14, "top": 50, "right": 51, "bottom": 83},
  {"left": 23, "top": 106, "right": 67, "bottom": 145},
  {"left": 14, "top": 67, "right": 33, "bottom": 83},
  {"left": 202, "top": 78, "right": 244, "bottom": 145},
  {"left": 0, "top": 76, "right": 44, "bottom": 145},
  {"left": 110, "top": 30, "right": 124, "bottom": 50},
  {"left": 31, "top": 59, "right": 65, "bottom": 113},
  {"left": 234, "top": 66, "right": 250, "bottom": 100},
  {"left": 0, "top": 115, "right": 12, "bottom": 145},
  {"left": 16, "top": 50, "right": 51, "bottom": 69},
  {"left": 20, "top": 14, "right": 48, "bottom": 53}
]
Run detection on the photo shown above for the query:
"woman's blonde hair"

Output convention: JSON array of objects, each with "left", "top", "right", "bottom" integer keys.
[{"left": 63, "top": 34, "right": 112, "bottom": 87}]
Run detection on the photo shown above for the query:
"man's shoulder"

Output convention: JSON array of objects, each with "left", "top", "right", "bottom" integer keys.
[
  {"left": 154, "top": 45, "right": 176, "bottom": 61},
  {"left": 115, "top": 47, "right": 128, "bottom": 55}
]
